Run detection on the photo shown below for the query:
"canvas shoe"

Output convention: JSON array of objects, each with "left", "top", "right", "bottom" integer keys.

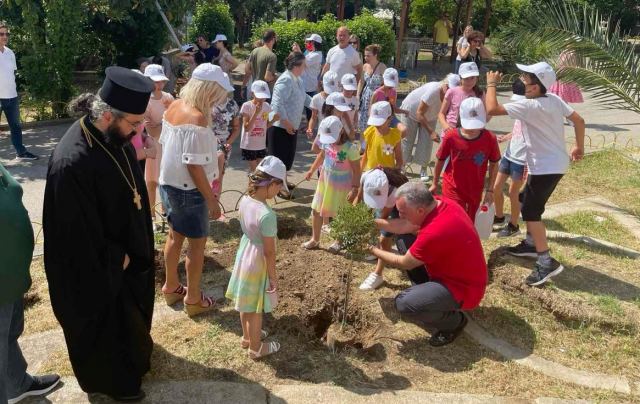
[
  {"left": 419, "top": 168, "right": 430, "bottom": 182},
  {"left": 506, "top": 239, "right": 537, "bottom": 258},
  {"left": 16, "top": 151, "right": 39, "bottom": 161},
  {"left": 8, "top": 374, "right": 61, "bottom": 404},
  {"left": 359, "top": 272, "right": 384, "bottom": 290},
  {"left": 497, "top": 223, "right": 520, "bottom": 238},
  {"left": 525, "top": 258, "right": 564, "bottom": 286},
  {"left": 429, "top": 313, "right": 468, "bottom": 347}
]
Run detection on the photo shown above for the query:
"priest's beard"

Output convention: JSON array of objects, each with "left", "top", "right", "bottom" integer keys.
[{"left": 104, "top": 121, "right": 136, "bottom": 148}]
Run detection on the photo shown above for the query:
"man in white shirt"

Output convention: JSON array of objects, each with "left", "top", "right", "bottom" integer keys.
[
  {"left": 321, "top": 26, "right": 363, "bottom": 86},
  {"left": 486, "top": 62, "right": 585, "bottom": 287},
  {"left": 0, "top": 22, "right": 38, "bottom": 160}
]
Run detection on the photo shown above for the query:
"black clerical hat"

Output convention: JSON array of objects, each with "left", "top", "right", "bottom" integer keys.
[{"left": 99, "top": 66, "right": 155, "bottom": 115}]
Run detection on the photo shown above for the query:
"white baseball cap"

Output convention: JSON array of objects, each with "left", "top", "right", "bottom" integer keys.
[
  {"left": 256, "top": 156, "right": 289, "bottom": 192},
  {"left": 144, "top": 64, "right": 169, "bottom": 82},
  {"left": 305, "top": 33, "right": 322, "bottom": 43},
  {"left": 516, "top": 61, "right": 556, "bottom": 90},
  {"left": 367, "top": 101, "right": 392, "bottom": 126},
  {"left": 361, "top": 169, "right": 389, "bottom": 210},
  {"left": 341, "top": 73, "right": 357, "bottom": 91},
  {"left": 318, "top": 116, "right": 344, "bottom": 145},
  {"left": 181, "top": 43, "right": 195, "bottom": 52},
  {"left": 459, "top": 62, "right": 479, "bottom": 79},
  {"left": 446, "top": 73, "right": 461, "bottom": 88},
  {"left": 326, "top": 92, "right": 352, "bottom": 112},
  {"left": 192, "top": 63, "right": 234, "bottom": 92},
  {"left": 251, "top": 80, "right": 271, "bottom": 99},
  {"left": 322, "top": 71, "right": 339, "bottom": 94},
  {"left": 383, "top": 68, "right": 399, "bottom": 87},
  {"left": 213, "top": 34, "right": 227, "bottom": 43},
  {"left": 459, "top": 97, "right": 487, "bottom": 130}
]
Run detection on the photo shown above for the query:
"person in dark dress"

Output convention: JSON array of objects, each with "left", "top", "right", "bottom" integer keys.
[
  {"left": 43, "top": 67, "right": 156, "bottom": 402},
  {"left": 194, "top": 35, "right": 219, "bottom": 65}
]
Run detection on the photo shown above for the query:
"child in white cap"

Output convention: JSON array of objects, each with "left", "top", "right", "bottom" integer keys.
[
  {"left": 306, "top": 71, "right": 339, "bottom": 139},
  {"left": 360, "top": 101, "right": 403, "bottom": 172},
  {"left": 358, "top": 167, "right": 409, "bottom": 290},
  {"left": 302, "top": 116, "right": 361, "bottom": 252},
  {"left": 370, "top": 68, "right": 408, "bottom": 135},
  {"left": 239, "top": 80, "right": 280, "bottom": 172},
  {"left": 226, "top": 156, "right": 287, "bottom": 359},
  {"left": 341, "top": 73, "right": 360, "bottom": 137},
  {"left": 143, "top": 64, "right": 174, "bottom": 227},
  {"left": 485, "top": 62, "right": 585, "bottom": 287},
  {"left": 437, "top": 62, "right": 483, "bottom": 135},
  {"left": 430, "top": 97, "right": 500, "bottom": 220}
]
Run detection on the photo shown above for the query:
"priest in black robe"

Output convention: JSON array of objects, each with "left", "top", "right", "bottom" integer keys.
[{"left": 43, "top": 67, "right": 156, "bottom": 402}]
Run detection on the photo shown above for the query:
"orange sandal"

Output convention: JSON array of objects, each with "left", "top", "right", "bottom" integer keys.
[
  {"left": 163, "top": 284, "right": 186, "bottom": 306},
  {"left": 183, "top": 292, "right": 216, "bottom": 318}
]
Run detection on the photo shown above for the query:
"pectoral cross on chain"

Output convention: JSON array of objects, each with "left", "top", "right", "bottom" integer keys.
[{"left": 133, "top": 190, "right": 142, "bottom": 210}]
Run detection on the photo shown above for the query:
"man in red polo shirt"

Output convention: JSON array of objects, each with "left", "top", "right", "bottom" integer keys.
[{"left": 370, "top": 182, "right": 487, "bottom": 346}]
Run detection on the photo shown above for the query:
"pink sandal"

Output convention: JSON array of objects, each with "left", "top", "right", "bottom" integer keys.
[
  {"left": 163, "top": 284, "right": 186, "bottom": 306},
  {"left": 183, "top": 292, "right": 216, "bottom": 318}
]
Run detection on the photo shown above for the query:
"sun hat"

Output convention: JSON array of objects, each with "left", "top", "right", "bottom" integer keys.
[
  {"left": 318, "top": 116, "right": 344, "bottom": 145},
  {"left": 382, "top": 68, "right": 399, "bottom": 87},
  {"left": 256, "top": 156, "right": 289, "bottom": 192},
  {"left": 144, "top": 64, "right": 169, "bottom": 82},
  {"left": 192, "top": 63, "right": 234, "bottom": 92},
  {"left": 341, "top": 73, "right": 357, "bottom": 91},
  {"left": 181, "top": 44, "right": 195, "bottom": 52},
  {"left": 251, "top": 80, "right": 271, "bottom": 99},
  {"left": 446, "top": 73, "right": 461, "bottom": 88},
  {"left": 361, "top": 169, "right": 389, "bottom": 210},
  {"left": 325, "top": 92, "right": 352, "bottom": 112},
  {"left": 367, "top": 101, "right": 392, "bottom": 126},
  {"left": 322, "top": 71, "right": 339, "bottom": 94},
  {"left": 213, "top": 34, "right": 227, "bottom": 43},
  {"left": 516, "top": 61, "right": 556, "bottom": 90},
  {"left": 458, "top": 62, "right": 479, "bottom": 79},
  {"left": 305, "top": 33, "right": 322, "bottom": 43},
  {"left": 459, "top": 97, "right": 487, "bottom": 130}
]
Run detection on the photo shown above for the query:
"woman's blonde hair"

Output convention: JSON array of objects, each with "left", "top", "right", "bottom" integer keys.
[
  {"left": 179, "top": 78, "right": 228, "bottom": 126},
  {"left": 247, "top": 170, "right": 281, "bottom": 196}
]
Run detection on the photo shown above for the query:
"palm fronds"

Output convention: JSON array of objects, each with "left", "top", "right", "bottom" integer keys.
[{"left": 497, "top": 0, "right": 640, "bottom": 114}]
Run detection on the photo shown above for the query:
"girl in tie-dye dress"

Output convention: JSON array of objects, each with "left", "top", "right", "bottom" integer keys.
[
  {"left": 226, "top": 158, "right": 286, "bottom": 359},
  {"left": 302, "top": 116, "right": 361, "bottom": 252}
]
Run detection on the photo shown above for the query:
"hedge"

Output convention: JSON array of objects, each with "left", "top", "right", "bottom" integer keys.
[
  {"left": 251, "top": 12, "right": 395, "bottom": 71},
  {"left": 188, "top": 1, "right": 235, "bottom": 47}
]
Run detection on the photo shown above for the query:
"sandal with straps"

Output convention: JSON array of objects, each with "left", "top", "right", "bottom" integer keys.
[
  {"left": 301, "top": 240, "right": 320, "bottom": 250},
  {"left": 163, "top": 284, "right": 187, "bottom": 306},
  {"left": 240, "top": 330, "right": 268, "bottom": 349},
  {"left": 248, "top": 341, "right": 280, "bottom": 360},
  {"left": 183, "top": 292, "right": 216, "bottom": 318}
]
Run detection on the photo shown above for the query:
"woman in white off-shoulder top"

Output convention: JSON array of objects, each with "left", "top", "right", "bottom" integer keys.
[{"left": 159, "top": 63, "right": 233, "bottom": 318}]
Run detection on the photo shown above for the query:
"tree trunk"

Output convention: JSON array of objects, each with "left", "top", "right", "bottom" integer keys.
[
  {"left": 482, "top": 0, "right": 492, "bottom": 36},
  {"left": 325, "top": 0, "right": 332, "bottom": 14},
  {"left": 337, "top": 0, "right": 346, "bottom": 20},
  {"left": 450, "top": 0, "right": 464, "bottom": 62},
  {"left": 395, "top": 0, "right": 410, "bottom": 68},
  {"left": 354, "top": 0, "right": 361, "bottom": 15},
  {"left": 465, "top": 0, "right": 474, "bottom": 27}
]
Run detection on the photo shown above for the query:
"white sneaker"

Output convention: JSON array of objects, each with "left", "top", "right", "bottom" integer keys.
[{"left": 359, "top": 272, "right": 384, "bottom": 290}]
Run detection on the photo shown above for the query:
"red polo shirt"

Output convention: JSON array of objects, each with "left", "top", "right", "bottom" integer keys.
[{"left": 408, "top": 197, "right": 487, "bottom": 309}]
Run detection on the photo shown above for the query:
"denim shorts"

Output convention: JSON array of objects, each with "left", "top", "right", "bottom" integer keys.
[
  {"left": 159, "top": 185, "right": 209, "bottom": 238},
  {"left": 498, "top": 157, "right": 525, "bottom": 181},
  {"left": 376, "top": 206, "right": 400, "bottom": 238}
]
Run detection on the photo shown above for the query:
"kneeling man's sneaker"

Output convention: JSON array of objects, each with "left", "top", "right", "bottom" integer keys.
[
  {"left": 359, "top": 272, "right": 383, "bottom": 290},
  {"left": 506, "top": 240, "right": 537, "bottom": 258},
  {"left": 525, "top": 258, "right": 564, "bottom": 286},
  {"left": 429, "top": 313, "right": 468, "bottom": 347},
  {"left": 8, "top": 374, "right": 61, "bottom": 404}
]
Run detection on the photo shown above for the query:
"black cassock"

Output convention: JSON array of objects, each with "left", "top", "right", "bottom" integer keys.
[{"left": 43, "top": 117, "right": 155, "bottom": 397}]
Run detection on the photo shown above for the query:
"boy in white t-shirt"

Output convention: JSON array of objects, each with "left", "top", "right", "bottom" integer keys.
[
  {"left": 240, "top": 81, "right": 279, "bottom": 171},
  {"left": 486, "top": 62, "right": 585, "bottom": 287},
  {"left": 341, "top": 73, "right": 359, "bottom": 138},
  {"left": 306, "top": 71, "right": 339, "bottom": 139}
]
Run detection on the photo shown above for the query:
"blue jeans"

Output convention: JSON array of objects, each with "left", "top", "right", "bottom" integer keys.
[
  {"left": 0, "top": 299, "right": 33, "bottom": 402},
  {"left": 0, "top": 97, "right": 27, "bottom": 155}
]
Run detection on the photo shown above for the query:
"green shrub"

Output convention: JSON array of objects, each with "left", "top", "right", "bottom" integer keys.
[
  {"left": 330, "top": 203, "right": 378, "bottom": 259},
  {"left": 251, "top": 12, "right": 395, "bottom": 71},
  {"left": 188, "top": 1, "right": 235, "bottom": 47}
]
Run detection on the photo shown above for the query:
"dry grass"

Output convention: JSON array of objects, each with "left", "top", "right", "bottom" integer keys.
[{"left": 23, "top": 259, "right": 59, "bottom": 335}]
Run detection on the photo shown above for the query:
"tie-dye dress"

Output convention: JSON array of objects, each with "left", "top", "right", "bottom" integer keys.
[
  {"left": 311, "top": 141, "right": 360, "bottom": 218},
  {"left": 225, "top": 196, "right": 278, "bottom": 313}
]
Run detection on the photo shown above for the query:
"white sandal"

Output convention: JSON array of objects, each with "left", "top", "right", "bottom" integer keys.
[
  {"left": 248, "top": 341, "right": 280, "bottom": 360},
  {"left": 301, "top": 240, "right": 320, "bottom": 250},
  {"left": 240, "top": 329, "right": 268, "bottom": 349}
]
